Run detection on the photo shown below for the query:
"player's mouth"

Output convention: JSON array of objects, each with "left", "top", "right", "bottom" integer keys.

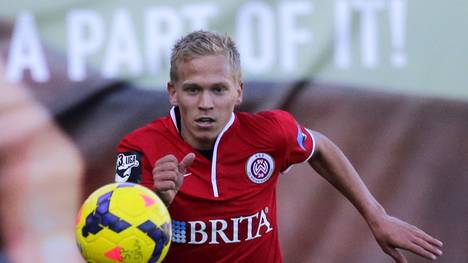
[{"left": 195, "top": 117, "right": 216, "bottom": 129}]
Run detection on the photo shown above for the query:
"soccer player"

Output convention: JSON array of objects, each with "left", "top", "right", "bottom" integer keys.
[{"left": 116, "top": 30, "right": 443, "bottom": 263}]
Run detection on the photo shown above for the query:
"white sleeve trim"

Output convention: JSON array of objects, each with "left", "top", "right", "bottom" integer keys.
[
  {"left": 304, "top": 128, "right": 316, "bottom": 162},
  {"left": 281, "top": 128, "right": 316, "bottom": 175}
]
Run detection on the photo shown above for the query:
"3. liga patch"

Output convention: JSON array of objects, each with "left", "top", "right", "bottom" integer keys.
[
  {"left": 115, "top": 152, "right": 141, "bottom": 183},
  {"left": 246, "top": 153, "right": 275, "bottom": 184}
]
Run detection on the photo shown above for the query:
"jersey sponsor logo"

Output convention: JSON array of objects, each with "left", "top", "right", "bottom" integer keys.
[
  {"left": 171, "top": 207, "right": 273, "bottom": 245},
  {"left": 246, "top": 153, "right": 275, "bottom": 184},
  {"left": 296, "top": 123, "right": 307, "bottom": 151},
  {"left": 115, "top": 152, "right": 141, "bottom": 183}
]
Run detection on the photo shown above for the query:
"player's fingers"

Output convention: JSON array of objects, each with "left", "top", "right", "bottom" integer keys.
[
  {"left": 174, "top": 153, "right": 195, "bottom": 191},
  {"left": 383, "top": 247, "right": 407, "bottom": 263},
  {"left": 179, "top": 153, "right": 196, "bottom": 172},
  {"left": 156, "top": 190, "right": 175, "bottom": 207},
  {"left": 401, "top": 240, "right": 437, "bottom": 260},
  {"left": 152, "top": 160, "right": 178, "bottom": 176},
  {"left": 413, "top": 228, "right": 444, "bottom": 248},
  {"left": 413, "top": 237, "right": 442, "bottom": 258},
  {"left": 153, "top": 171, "right": 177, "bottom": 182},
  {"left": 155, "top": 154, "right": 178, "bottom": 165},
  {"left": 154, "top": 161, "right": 178, "bottom": 172},
  {"left": 154, "top": 180, "right": 176, "bottom": 192}
]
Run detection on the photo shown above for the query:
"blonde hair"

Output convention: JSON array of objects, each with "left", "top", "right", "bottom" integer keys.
[{"left": 170, "top": 30, "right": 241, "bottom": 82}]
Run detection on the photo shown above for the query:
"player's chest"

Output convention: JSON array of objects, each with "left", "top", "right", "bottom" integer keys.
[{"left": 180, "top": 145, "right": 281, "bottom": 200}]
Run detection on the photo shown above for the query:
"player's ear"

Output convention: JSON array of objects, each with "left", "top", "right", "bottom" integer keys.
[
  {"left": 167, "top": 82, "right": 178, "bottom": 106},
  {"left": 235, "top": 81, "right": 244, "bottom": 106}
]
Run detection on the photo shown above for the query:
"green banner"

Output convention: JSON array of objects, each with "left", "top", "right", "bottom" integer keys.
[{"left": 1, "top": 0, "right": 467, "bottom": 99}]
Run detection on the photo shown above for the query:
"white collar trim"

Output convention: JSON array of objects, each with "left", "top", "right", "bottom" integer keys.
[
  {"left": 170, "top": 106, "right": 178, "bottom": 132},
  {"left": 169, "top": 106, "right": 236, "bottom": 198},
  {"left": 211, "top": 112, "right": 235, "bottom": 197}
]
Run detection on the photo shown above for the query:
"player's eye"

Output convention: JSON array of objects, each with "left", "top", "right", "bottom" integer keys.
[
  {"left": 183, "top": 86, "right": 201, "bottom": 94},
  {"left": 212, "top": 86, "right": 227, "bottom": 94}
]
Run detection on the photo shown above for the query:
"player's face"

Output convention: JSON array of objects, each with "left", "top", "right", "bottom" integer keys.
[{"left": 168, "top": 54, "right": 243, "bottom": 150}]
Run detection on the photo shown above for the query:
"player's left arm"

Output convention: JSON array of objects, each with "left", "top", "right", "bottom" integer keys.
[{"left": 308, "top": 130, "right": 443, "bottom": 263}]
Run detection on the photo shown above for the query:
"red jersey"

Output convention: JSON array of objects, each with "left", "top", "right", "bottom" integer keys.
[{"left": 115, "top": 107, "right": 315, "bottom": 263}]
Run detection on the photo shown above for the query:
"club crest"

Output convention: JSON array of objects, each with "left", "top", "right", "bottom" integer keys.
[{"left": 245, "top": 153, "right": 275, "bottom": 184}]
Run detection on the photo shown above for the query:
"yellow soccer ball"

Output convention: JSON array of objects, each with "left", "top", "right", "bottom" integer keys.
[{"left": 75, "top": 183, "right": 171, "bottom": 263}]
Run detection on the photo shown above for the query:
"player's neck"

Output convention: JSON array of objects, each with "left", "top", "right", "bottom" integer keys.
[
  {"left": 180, "top": 128, "right": 215, "bottom": 150},
  {"left": 174, "top": 106, "right": 216, "bottom": 150},
  {"left": 196, "top": 148, "right": 214, "bottom": 161}
]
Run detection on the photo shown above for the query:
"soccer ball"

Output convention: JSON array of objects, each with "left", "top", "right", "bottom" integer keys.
[{"left": 75, "top": 182, "right": 171, "bottom": 263}]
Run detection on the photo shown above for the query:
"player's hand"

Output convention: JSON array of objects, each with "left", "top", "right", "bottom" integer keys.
[
  {"left": 369, "top": 213, "right": 443, "bottom": 263},
  {"left": 152, "top": 153, "right": 196, "bottom": 206}
]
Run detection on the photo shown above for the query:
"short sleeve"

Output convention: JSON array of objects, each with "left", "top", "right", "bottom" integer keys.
[{"left": 273, "top": 110, "right": 316, "bottom": 172}]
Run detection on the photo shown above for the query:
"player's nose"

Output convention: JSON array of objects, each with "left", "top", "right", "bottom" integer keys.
[{"left": 198, "top": 92, "right": 214, "bottom": 110}]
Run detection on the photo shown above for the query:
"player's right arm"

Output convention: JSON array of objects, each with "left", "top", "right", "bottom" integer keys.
[
  {"left": 115, "top": 142, "right": 195, "bottom": 206},
  {"left": 151, "top": 153, "right": 195, "bottom": 206}
]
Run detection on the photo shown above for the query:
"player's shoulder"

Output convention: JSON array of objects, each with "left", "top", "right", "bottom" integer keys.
[
  {"left": 236, "top": 109, "right": 295, "bottom": 126},
  {"left": 233, "top": 110, "right": 297, "bottom": 150},
  {"left": 119, "top": 116, "right": 171, "bottom": 148},
  {"left": 234, "top": 110, "right": 295, "bottom": 139}
]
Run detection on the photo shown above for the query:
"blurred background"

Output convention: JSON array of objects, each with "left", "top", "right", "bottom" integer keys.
[{"left": 0, "top": 0, "right": 467, "bottom": 262}]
